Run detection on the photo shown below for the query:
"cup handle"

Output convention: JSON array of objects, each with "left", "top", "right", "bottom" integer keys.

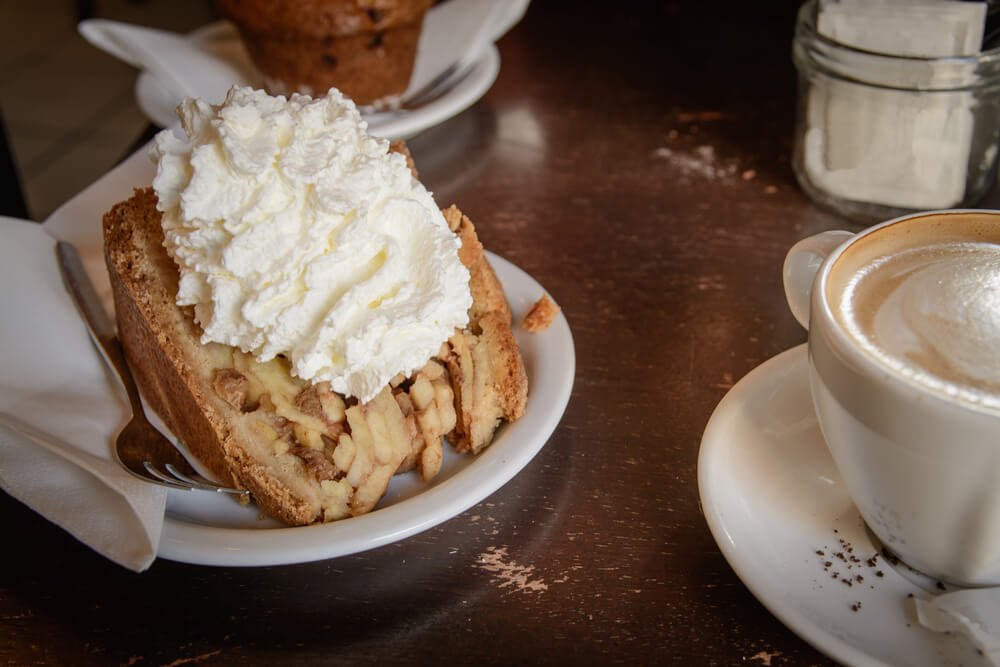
[{"left": 782, "top": 230, "right": 853, "bottom": 329}]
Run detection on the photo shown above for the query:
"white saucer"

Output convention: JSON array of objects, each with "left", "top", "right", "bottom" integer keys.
[
  {"left": 698, "top": 344, "right": 990, "bottom": 667},
  {"left": 159, "top": 252, "right": 574, "bottom": 567},
  {"left": 135, "top": 20, "right": 501, "bottom": 141}
]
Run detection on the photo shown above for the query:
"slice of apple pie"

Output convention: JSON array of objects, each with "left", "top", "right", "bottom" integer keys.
[{"left": 103, "top": 188, "right": 526, "bottom": 525}]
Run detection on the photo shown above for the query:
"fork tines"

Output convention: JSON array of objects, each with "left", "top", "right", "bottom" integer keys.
[{"left": 142, "top": 461, "right": 249, "bottom": 496}]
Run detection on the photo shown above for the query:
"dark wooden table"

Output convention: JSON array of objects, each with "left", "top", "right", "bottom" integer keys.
[{"left": 2, "top": 2, "right": 857, "bottom": 664}]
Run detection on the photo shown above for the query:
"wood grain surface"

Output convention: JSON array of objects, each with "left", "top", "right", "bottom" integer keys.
[{"left": 1, "top": 2, "right": 864, "bottom": 665}]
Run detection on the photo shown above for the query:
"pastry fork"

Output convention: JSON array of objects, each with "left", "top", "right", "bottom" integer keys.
[{"left": 398, "top": 59, "right": 475, "bottom": 110}]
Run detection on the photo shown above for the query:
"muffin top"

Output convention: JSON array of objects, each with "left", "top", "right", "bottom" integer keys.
[{"left": 215, "top": 0, "right": 436, "bottom": 38}]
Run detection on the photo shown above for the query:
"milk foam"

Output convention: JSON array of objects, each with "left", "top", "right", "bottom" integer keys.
[{"left": 840, "top": 241, "right": 1000, "bottom": 411}]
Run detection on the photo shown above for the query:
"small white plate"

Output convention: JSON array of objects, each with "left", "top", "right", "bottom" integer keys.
[
  {"left": 135, "top": 21, "right": 500, "bottom": 141},
  {"left": 698, "top": 345, "right": 990, "bottom": 667},
  {"left": 159, "top": 252, "right": 574, "bottom": 567}
]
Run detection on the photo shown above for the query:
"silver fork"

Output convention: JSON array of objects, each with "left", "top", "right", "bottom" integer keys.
[
  {"left": 55, "top": 241, "right": 248, "bottom": 496},
  {"left": 360, "top": 60, "right": 474, "bottom": 114},
  {"left": 398, "top": 59, "right": 475, "bottom": 111}
]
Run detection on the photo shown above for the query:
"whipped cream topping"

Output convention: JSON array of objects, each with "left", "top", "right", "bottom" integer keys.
[{"left": 150, "top": 86, "right": 471, "bottom": 403}]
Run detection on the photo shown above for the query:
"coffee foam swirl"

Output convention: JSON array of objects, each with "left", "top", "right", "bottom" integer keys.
[{"left": 840, "top": 241, "right": 1000, "bottom": 412}]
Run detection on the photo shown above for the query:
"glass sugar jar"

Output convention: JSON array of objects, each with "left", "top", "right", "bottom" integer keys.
[{"left": 792, "top": 0, "right": 1000, "bottom": 223}]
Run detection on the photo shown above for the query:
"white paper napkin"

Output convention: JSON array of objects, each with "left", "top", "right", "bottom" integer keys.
[
  {"left": 407, "top": 0, "right": 509, "bottom": 92},
  {"left": 916, "top": 588, "right": 1000, "bottom": 665},
  {"left": 817, "top": 0, "right": 986, "bottom": 57},
  {"left": 0, "top": 215, "right": 166, "bottom": 572},
  {"left": 79, "top": 18, "right": 256, "bottom": 104}
]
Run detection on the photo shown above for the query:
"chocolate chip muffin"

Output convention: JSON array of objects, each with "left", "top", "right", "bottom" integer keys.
[{"left": 216, "top": 0, "right": 435, "bottom": 106}]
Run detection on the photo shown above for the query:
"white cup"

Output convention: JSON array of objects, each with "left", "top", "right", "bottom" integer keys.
[{"left": 783, "top": 209, "right": 1000, "bottom": 586}]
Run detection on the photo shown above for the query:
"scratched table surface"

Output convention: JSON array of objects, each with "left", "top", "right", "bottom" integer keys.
[{"left": 1, "top": 2, "right": 868, "bottom": 665}]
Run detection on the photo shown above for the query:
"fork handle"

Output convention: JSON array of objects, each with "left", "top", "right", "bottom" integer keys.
[{"left": 54, "top": 241, "right": 145, "bottom": 414}]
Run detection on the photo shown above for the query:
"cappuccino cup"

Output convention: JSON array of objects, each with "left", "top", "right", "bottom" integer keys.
[{"left": 783, "top": 210, "right": 1000, "bottom": 586}]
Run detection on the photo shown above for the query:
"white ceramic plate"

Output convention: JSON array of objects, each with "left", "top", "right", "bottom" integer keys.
[
  {"left": 159, "top": 252, "right": 574, "bottom": 566},
  {"left": 698, "top": 345, "right": 990, "bottom": 667},
  {"left": 135, "top": 22, "right": 500, "bottom": 141},
  {"left": 40, "top": 111, "right": 569, "bottom": 567}
]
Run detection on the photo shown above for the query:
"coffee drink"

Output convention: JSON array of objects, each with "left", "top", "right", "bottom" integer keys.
[
  {"left": 784, "top": 209, "right": 1000, "bottom": 585},
  {"left": 826, "top": 212, "right": 1000, "bottom": 413}
]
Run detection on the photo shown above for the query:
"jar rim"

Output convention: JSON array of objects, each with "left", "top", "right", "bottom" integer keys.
[{"left": 794, "top": 0, "right": 1000, "bottom": 91}]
